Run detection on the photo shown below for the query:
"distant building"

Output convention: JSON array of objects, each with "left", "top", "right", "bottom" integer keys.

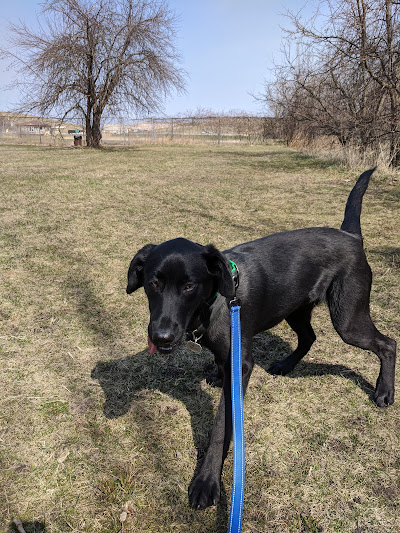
[{"left": 20, "top": 122, "right": 52, "bottom": 135}]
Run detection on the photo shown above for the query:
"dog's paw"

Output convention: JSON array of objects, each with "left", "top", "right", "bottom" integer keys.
[
  {"left": 268, "top": 360, "right": 293, "bottom": 376},
  {"left": 374, "top": 383, "right": 394, "bottom": 407},
  {"left": 188, "top": 475, "right": 220, "bottom": 509}
]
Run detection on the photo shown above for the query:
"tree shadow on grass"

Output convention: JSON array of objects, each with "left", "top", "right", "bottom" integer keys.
[
  {"left": 368, "top": 246, "right": 400, "bottom": 270},
  {"left": 215, "top": 149, "right": 339, "bottom": 172}
]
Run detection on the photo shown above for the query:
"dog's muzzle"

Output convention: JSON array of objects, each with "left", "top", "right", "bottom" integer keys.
[{"left": 147, "top": 334, "right": 180, "bottom": 355}]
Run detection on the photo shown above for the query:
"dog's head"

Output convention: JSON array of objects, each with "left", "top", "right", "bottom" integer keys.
[{"left": 126, "top": 238, "right": 235, "bottom": 354}]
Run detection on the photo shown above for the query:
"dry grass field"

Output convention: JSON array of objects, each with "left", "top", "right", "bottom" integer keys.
[{"left": 0, "top": 144, "right": 399, "bottom": 533}]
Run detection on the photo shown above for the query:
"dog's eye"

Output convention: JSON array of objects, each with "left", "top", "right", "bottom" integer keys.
[
  {"left": 151, "top": 280, "right": 159, "bottom": 289},
  {"left": 183, "top": 283, "right": 195, "bottom": 292}
]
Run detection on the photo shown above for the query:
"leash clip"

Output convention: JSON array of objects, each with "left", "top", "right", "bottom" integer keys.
[
  {"left": 228, "top": 260, "right": 240, "bottom": 309},
  {"left": 229, "top": 260, "right": 240, "bottom": 291},
  {"left": 229, "top": 296, "right": 241, "bottom": 308}
]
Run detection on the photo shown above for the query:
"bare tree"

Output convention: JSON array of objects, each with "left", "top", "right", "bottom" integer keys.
[
  {"left": 264, "top": 0, "right": 400, "bottom": 166},
  {"left": 2, "top": 0, "right": 186, "bottom": 148}
]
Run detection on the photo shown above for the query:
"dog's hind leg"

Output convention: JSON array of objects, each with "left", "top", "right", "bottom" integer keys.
[
  {"left": 328, "top": 275, "right": 396, "bottom": 407},
  {"left": 269, "top": 304, "right": 316, "bottom": 375}
]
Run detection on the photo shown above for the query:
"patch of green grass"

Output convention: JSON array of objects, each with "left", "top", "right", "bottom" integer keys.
[
  {"left": 38, "top": 400, "right": 69, "bottom": 418},
  {"left": 0, "top": 143, "right": 399, "bottom": 532}
]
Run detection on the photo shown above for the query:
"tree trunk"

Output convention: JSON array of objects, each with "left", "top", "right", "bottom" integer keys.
[
  {"left": 384, "top": 0, "right": 400, "bottom": 167},
  {"left": 91, "top": 111, "right": 102, "bottom": 149},
  {"left": 389, "top": 93, "right": 399, "bottom": 166},
  {"left": 85, "top": 114, "right": 92, "bottom": 147},
  {"left": 85, "top": 110, "right": 102, "bottom": 149}
]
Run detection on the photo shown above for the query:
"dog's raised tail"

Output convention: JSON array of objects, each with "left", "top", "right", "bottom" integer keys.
[{"left": 340, "top": 168, "right": 375, "bottom": 238}]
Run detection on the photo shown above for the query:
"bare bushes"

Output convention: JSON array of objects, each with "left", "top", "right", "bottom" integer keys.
[
  {"left": 289, "top": 133, "right": 400, "bottom": 172},
  {"left": 264, "top": 0, "right": 400, "bottom": 169}
]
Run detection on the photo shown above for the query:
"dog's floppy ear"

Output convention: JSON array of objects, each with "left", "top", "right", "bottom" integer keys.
[
  {"left": 126, "top": 244, "right": 156, "bottom": 294},
  {"left": 202, "top": 244, "right": 235, "bottom": 298}
]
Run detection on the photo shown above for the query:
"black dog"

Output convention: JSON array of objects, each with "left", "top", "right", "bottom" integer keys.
[{"left": 126, "top": 169, "right": 396, "bottom": 509}]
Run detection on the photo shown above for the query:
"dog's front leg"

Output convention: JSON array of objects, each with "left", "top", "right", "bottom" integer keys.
[
  {"left": 189, "top": 342, "right": 253, "bottom": 509},
  {"left": 188, "top": 365, "right": 230, "bottom": 509}
]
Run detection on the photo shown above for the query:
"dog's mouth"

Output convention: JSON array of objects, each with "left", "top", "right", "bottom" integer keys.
[{"left": 147, "top": 336, "right": 180, "bottom": 355}]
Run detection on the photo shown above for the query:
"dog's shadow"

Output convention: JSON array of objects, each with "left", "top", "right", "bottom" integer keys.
[
  {"left": 92, "top": 333, "right": 375, "bottom": 427},
  {"left": 91, "top": 341, "right": 233, "bottom": 529},
  {"left": 252, "top": 332, "right": 376, "bottom": 401},
  {"left": 91, "top": 330, "right": 375, "bottom": 528},
  {"left": 9, "top": 522, "right": 46, "bottom": 533}
]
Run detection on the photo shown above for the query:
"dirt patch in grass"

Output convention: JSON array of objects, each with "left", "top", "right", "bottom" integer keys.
[{"left": 0, "top": 144, "right": 399, "bottom": 532}]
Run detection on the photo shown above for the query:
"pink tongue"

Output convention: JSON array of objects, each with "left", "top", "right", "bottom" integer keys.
[{"left": 148, "top": 336, "right": 157, "bottom": 355}]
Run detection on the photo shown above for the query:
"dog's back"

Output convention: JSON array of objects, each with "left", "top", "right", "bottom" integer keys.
[{"left": 224, "top": 227, "right": 368, "bottom": 333}]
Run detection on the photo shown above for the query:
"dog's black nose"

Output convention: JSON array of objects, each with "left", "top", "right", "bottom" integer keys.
[{"left": 152, "top": 330, "right": 175, "bottom": 347}]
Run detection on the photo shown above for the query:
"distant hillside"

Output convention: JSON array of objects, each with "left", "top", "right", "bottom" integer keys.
[{"left": 0, "top": 112, "right": 83, "bottom": 133}]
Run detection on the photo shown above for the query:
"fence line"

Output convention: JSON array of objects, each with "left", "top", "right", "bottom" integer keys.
[{"left": 0, "top": 113, "right": 280, "bottom": 146}]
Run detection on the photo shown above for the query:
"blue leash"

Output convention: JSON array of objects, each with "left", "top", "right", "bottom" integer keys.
[{"left": 228, "top": 302, "right": 245, "bottom": 533}]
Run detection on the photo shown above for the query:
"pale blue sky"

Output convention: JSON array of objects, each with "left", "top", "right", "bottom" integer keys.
[{"left": 0, "top": 0, "right": 311, "bottom": 117}]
